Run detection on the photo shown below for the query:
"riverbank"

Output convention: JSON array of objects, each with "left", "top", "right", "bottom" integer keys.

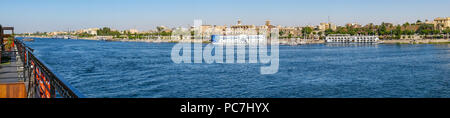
[
  {"left": 113, "top": 38, "right": 450, "bottom": 45},
  {"left": 17, "top": 36, "right": 450, "bottom": 45},
  {"left": 118, "top": 39, "right": 210, "bottom": 43},
  {"left": 380, "top": 39, "right": 450, "bottom": 44},
  {"left": 18, "top": 35, "right": 211, "bottom": 43}
]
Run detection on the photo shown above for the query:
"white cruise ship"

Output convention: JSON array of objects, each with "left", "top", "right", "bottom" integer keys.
[{"left": 326, "top": 34, "right": 379, "bottom": 43}]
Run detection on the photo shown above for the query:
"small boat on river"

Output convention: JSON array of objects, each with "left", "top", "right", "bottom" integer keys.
[{"left": 22, "top": 38, "right": 35, "bottom": 42}]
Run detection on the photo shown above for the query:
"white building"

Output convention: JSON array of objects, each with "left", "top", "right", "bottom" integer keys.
[
  {"left": 76, "top": 28, "right": 99, "bottom": 35},
  {"left": 127, "top": 29, "right": 139, "bottom": 34}
]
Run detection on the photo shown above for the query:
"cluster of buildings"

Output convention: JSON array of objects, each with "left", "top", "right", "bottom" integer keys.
[
  {"left": 45, "top": 28, "right": 141, "bottom": 36},
  {"left": 195, "top": 20, "right": 276, "bottom": 38},
  {"left": 40, "top": 17, "right": 450, "bottom": 40},
  {"left": 193, "top": 19, "right": 338, "bottom": 39},
  {"left": 42, "top": 19, "right": 339, "bottom": 39},
  {"left": 425, "top": 17, "right": 450, "bottom": 30}
]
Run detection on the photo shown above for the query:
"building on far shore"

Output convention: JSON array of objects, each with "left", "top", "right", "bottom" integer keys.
[
  {"left": 126, "top": 29, "right": 139, "bottom": 34},
  {"left": 318, "top": 22, "right": 337, "bottom": 31},
  {"left": 75, "top": 28, "right": 99, "bottom": 35},
  {"left": 230, "top": 19, "right": 257, "bottom": 35},
  {"left": 345, "top": 23, "right": 362, "bottom": 28},
  {"left": 47, "top": 31, "right": 68, "bottom": 36},
  {"left": 433, "top": 17, "right": 450, "bottom": 30}
]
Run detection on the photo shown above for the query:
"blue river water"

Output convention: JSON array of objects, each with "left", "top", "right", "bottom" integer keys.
[{"left": 20, "top": 38, "right": 450, "bottom": 98}]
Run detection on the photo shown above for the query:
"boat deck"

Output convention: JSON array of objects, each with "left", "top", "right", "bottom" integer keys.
[
  {"left": 0, "top": 49, "right": 27, "bottom": 98},
  {"left": 0, "top": 83, "right": 26, "bottom": 98}
]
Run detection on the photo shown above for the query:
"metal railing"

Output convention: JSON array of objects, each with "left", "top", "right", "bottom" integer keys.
[{"left": 15, "top": 39, "right": 84, "bottom": 98}]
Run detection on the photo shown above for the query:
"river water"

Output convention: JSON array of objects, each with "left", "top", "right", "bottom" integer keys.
[{"left": 20, "top": 38, "right": 450, "bottom": 98}]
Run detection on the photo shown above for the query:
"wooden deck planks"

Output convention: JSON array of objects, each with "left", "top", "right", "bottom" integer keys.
[{"left": 0, "top": 83, "right": 26, "bottom": 98}]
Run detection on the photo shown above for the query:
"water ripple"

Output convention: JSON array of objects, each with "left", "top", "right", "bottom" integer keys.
[{"left": 22, "top": 38, "right": 450, "bottom": 98}]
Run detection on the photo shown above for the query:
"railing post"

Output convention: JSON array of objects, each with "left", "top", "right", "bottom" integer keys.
[
  {"left": 50, "top": 81, "right": 56, "bottom": 98},
  {"left": 28, "top": 61, "right": 34, "bottom": 98},
  {"left": 22, "top": 45, "right": 27, "bottom": 82}
]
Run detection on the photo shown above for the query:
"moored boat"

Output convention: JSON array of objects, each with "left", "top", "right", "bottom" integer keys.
[
  {"left": 326, "top": 34, "right": 379, "bottom": 43},
  {"left": 22, "top": 38, "right": 35, "bottom": 42}
]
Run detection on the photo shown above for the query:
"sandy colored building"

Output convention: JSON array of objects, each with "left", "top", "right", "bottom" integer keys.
[
  {"left": 47, "top": 31, "right": 68, "bottom": 36},
  {"left": 127, "top": 29, "right": 139, "bottom": 34},
  {"left": 433, "top": 17, "right": 450, "bottom": 30},
  {"left": 345, "top": 23, "right": 362, "bottom": 28},
  {"left": 230, "top": 19, "right": 257, "bottom": 35},
  {"left": 318, "top": 23, "right": 337, "bottom": 31},
  {"left": 76, "top": 28, "right": 99, "bottom": 35}
]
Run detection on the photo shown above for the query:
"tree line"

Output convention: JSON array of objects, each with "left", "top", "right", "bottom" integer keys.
[{"left": 291, "top": 21, "right": 450, "bottom": 39}]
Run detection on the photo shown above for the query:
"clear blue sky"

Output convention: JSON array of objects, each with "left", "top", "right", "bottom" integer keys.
[{"left": 1, "top": 0, "right": 449, "bottom": 33}]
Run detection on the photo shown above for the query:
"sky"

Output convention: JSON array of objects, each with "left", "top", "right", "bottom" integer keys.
[{"left": 1, "top": 0, "right": 449, "bottom": 33}]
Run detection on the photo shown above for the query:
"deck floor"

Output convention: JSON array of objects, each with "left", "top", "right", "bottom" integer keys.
[
  {"left": 0, "top": 56, "right": 19, "bottom": 83},
  {"left": 0, "top": 48, "right": 26, "bottom": 98},
  {"left": 0, "top": 83, "right": 26, "bottom": 98}
]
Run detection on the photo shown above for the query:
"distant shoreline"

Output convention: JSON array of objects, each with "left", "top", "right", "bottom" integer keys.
[
  {"left": 380, "top": 39, "right": 450, "bottom": 44},
  {"left": 17, "top": 36, "right": 450, "bottom": 45}
]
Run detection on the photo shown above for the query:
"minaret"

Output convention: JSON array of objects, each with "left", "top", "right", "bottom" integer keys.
[{"left": 237, "top": 19, "right": 242, "bottom": 25}]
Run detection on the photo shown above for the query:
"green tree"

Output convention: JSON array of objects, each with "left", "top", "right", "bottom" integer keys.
[
  {"left": 97, "top": 27, "right": 121, "bottom": 36},
  {"left": 402, "top": 30, "right": 414, "bottom": 35},
  {"left": 433, "top": 30, "right": 440, "bottom": 35},
  {"left": 97, "top": 27, "right": 111, "bottom": 36},
  {"left": 279, "top": 31, "right": 285, "bottom": 36},
  {"left": 324, "top": 29, "right": 334, "bottom": 35},
  {"left": 347, "top": 28, "right": 357, "bottom": 35},
  {"left": 156, "top": 26, "right": 165, "bottom": 32},
  {"left": 336, "top": 27, "right": 347, "bottom": 34},
  {"left": 394, "top": 25, "right": 402, "bottom": 38},
  {"left": 302, "top": 27, "right": 313, "bottom": 35},
  {"left": 377, "top": 23, "right": 387, "bottom": 35},
  {"left": 443, "top": 28, "right": 450, "bottom": 34},
  {"left": 416, "top": 20, "right": 422, "bottom": 24},
  {"left": 416, "top": 24, "right": 434, "bottom": 35},
  {"left": 402, "top": 22, "right": 410, "bottom": 27}
]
